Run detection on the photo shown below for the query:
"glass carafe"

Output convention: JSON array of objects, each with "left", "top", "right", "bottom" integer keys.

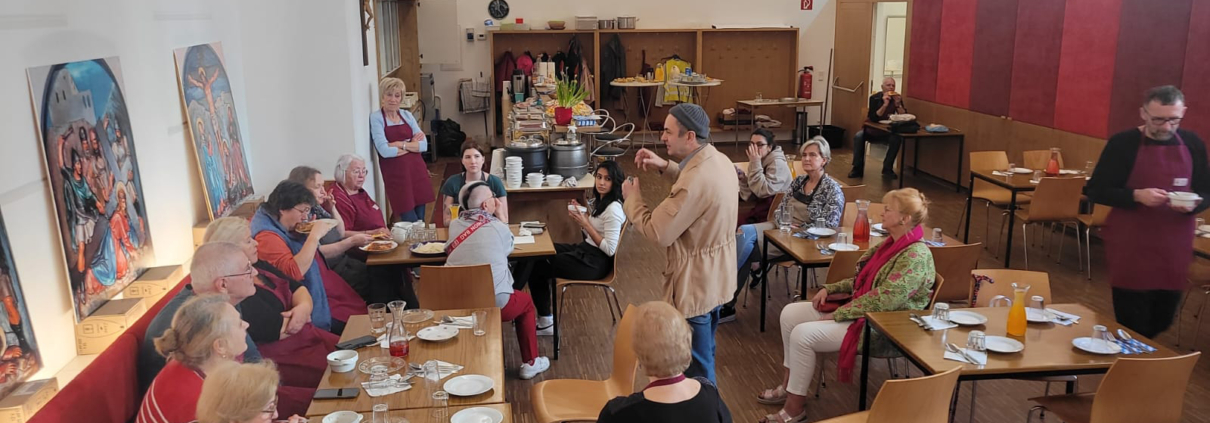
[
  {"left": 1006, "top": 284, "right": 1030, "bottom": 336},
  {"left": 853, "top": 199, "right": 871, "bottom": 243},
  {"left": 1045, "top": 148, "right": 1061, "bottom": 177},
  {"left": 387, "top": 300, "right": 410, "bottom": 358}
]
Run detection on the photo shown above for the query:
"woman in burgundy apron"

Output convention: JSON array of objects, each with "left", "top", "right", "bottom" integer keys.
[
  {"left": 372, "top": 78, "right": 434, "bottom": 222},
  {"left": 1088, "top": 89, "right": 1209, "bottom": 339}
]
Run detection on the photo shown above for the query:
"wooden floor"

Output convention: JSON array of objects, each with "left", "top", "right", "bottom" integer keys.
[{"left": 428, "top": 143, "right": 1210, "bottom": 423}]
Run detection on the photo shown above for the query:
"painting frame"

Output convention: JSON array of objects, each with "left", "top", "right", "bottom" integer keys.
[{"left": 0, "top": 212, "right": 43, "bottom": 401}]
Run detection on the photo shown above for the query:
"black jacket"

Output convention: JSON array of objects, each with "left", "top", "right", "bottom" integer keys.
[
  {"left": 600, "top": 34, "right": 626, "bottom": 101},
  {"left": 1085, "top": 128, "right": 1210, "bottom": 214}
]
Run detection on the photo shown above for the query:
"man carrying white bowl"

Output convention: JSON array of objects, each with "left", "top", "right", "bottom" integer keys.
[{"left": 1086, "top": 85, "right": 1210, "bottom": 339}]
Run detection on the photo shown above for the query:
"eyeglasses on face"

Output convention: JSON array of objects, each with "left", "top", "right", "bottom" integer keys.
[{"left": 1143, "top": 108, "right": 1183, "bottom": 126}]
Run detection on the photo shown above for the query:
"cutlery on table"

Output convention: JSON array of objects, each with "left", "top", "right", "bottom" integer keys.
[
  {"left": 945, "top": 343, "right": 978, "bottom": 365},
  {"left": 908, "top": 313, "right": 930, "bottom": 330},
  {"left": 1116, "top": 329, "right": 1156, "bottom": 353},
  {"left": 1105, "top": 332, "right": 1137, "bottom": 354}
]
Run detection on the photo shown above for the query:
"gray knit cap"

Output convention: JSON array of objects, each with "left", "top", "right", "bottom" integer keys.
[{"left": 669, "top": 103, "right": 710, "bottom": 141}]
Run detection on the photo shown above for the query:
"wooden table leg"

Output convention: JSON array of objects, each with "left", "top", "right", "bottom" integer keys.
[{"left": 1003, "top": 191, "right": 1019, "bottom": 268}]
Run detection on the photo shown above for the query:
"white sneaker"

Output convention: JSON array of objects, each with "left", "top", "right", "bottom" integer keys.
[
  {"left": 519, "top": 356, "right": 550, "bottom": 380},
  {"left": 536, "top": 315, "right": 554, "bottom": 336}
]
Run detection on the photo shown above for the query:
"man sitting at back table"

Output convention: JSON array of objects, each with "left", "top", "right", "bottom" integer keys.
[
  {"left": 849, "top": 77, "right": 907, "bottom": 180},
  {"left": 137, "top": 242, "right": 261, "bottom": 393},
  {"left": 445, "top": 182, "right": 550, "bottom": 380}
]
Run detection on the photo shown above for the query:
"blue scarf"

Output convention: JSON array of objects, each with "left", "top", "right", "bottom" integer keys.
[{"left": 249, "top": 207, "right": 332, "bottom": 330}]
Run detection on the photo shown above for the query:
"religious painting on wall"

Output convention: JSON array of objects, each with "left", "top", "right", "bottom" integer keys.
[
  {"left": 0, "top": 213, "right": 43, "bottom": 399},
  {"left": 27, "top": 57, "right": 155, "bottom": 321},
  {"left": 173, "top": 42, "right": 254, "bottom": 219}
]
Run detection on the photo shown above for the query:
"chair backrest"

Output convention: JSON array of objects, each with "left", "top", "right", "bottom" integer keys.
[
  {"left": 766, "top": 193, "right": 786, "bottom": 223},
  {"left": 824, "top": 249, "right": 865, "bottom": 285},
  {"left": 866, "top": 366, "right": 962, "bottom": 422},
  {"left": 840, "top": 184, "right": 865, "bottom": 203},
  {"left": 1023, "top": 149, "right": 1064, "bottom": 170},
  {"left": 1025, "top": 178, "right": 1085, "bottom": 222},
  {"left": 605, "top": 304, "right": 640, "bottom": 397},
  {"left": 929, "top": 274, "right": 945, "bottom": 307},
  {"left": 418, "top": 264, "right": 496, "bottom": 310},
  {"left": 971, "top": 269, "right": 1051, "bottom": 307},
  {"left": 1090, "top": 352, "right": 1201, "bottom": 423},
  {"left": 970, "top": 151, "right": 1009, "bottom": 171},
  {"left": 929, "top": 243, "right": 982, "bottom": 305},
  {"left": 842, "top": 202, "right": 886, "bottom": 227},
  {"left": 1086, "top": 204, "right": 1112, "bottom": 227}
]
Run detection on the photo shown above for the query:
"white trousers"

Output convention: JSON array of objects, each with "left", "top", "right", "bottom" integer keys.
[{"left": 780, "top": 302, "right": 853, "bottom": 396}]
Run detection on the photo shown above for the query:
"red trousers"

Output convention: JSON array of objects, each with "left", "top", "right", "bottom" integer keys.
[{"left": 500, "top": 291, "right": 539, "bottom": 363}]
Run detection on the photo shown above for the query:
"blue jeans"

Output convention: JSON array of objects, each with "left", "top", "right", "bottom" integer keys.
[
  {"left": 398, "top": 204, "right": 426, "bottom": 222},
  {"left": 685, "top": 306, "right": 721, "bottom": 384}
]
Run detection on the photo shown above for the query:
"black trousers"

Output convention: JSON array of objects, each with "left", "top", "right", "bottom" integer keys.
[
  {"left": 513, "top": 242, "right": 613, "bottom": 316},
  {"left": 851, "top": 128, "right": 903, "bottom": 173},
  {"left": 1111, "top": 287, "right": 1183, "bottom": 339}
]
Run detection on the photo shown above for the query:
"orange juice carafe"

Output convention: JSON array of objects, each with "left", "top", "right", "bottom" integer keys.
[
  {"left": 1044, "top": 148, "right": 1061, "bottom": 177},
  {"left": 1006, "top": 284, "right": 1030, "bottom": 336},
  {"left": 853, "top": 199, "right": 871, "bottom": 243}
]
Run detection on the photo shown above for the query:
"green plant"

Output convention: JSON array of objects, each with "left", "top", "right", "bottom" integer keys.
[{"left": 554, "top": 76, "right": 587, "bottom": 108}]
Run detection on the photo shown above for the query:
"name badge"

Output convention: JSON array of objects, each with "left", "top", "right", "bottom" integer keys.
[
  {"left": 372, "top": 204, "right": 380, "bottom": 210},
  {"left": 1174, "top": 178, "right": 1189, "bottom": 187}
]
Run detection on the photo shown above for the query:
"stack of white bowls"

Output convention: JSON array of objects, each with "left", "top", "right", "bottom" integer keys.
[
  {"left": 526, "top": 172, "right": 545, "bottom": 188},
  {"left": 505, "top": 157, "right": 523, "bottom": 188},
  {"left": 545, "top": 174, "right": 564, "bottom": 187}
]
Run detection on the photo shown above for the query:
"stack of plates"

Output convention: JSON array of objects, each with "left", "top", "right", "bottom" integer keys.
[
  {"left": 505, "top": 157, "right": 523, "bottom": 188},
  {"left": 526, "top": 172, "right": 545, "bottom": 188},
  {"left": 546, "top": 174, "right": 564, "bottom": 186}
]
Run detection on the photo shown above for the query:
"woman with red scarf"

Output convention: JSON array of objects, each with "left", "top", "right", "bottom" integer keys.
[{"left": 756, "top": 188, "right": 936, "bottom": 423}]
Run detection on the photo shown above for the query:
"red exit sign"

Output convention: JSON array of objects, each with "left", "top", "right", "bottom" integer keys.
[{"left": 802, "top": 0, "right": 812, "bottom": 10}]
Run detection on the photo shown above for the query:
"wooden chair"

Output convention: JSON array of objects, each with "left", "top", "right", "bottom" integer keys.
[
  {"left": 759, "top": 192, "right": 801, "bottom": 298},
  {"left": 554, "top": 249, "right": 623, "bottom": 356},
  {"left": 417, "top": 264, "right": 496, "bottom": 310},
  {"left": 1022, "top": 149, "right": 1065, "bottom": 171},
  {"left": 1014, "top": 177, "right": 1085, "bottom": 269},
  {"left": 1178, "top": 261, "right": 1210, "bottom": 350},
  {"left": 841, "top": 184, "right": 866, "bottom": 203},
  {"left": 958, "top": 151, "right": 1032, "bottom": 257},
  {"left": 1026, "top": 352, "right": 1202, "bottom": 423},
  {"left": 1077, "top": 204, "right": 1111, "bottom": 280},
  {"left": 842, "top": 202, "right": 886, "bottom": 227},
  {"left": 531, "top": 304, "right": 639, "bottom": 423},
  {"left": 817, "top": 366, "right": 962, "bottom": 423},
  {"left": 928, "top": 243, "right": 982, "bottom": 306}
]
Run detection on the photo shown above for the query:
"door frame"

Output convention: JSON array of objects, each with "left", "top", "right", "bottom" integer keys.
[{"left": 832, "top": 0, "right": 914, "bottom": 149}]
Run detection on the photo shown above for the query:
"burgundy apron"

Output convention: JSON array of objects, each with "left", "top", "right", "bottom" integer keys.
[
  {"left": 378, "top": 109, "right": 434, "bottom": 215},
  {"left": 1104, "top": 130, "right": 1195, "bottom": 291},
  {"left": 254, "top": 273, "right": 339, "bottom": 389}
]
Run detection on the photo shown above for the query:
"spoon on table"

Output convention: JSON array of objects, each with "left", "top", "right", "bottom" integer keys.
[
  {"left": 1116, "top": 329, "right": 1155, "bottom": 353},
  {"left": 945, "top": 343, "right": 979, "bottom": 365}
]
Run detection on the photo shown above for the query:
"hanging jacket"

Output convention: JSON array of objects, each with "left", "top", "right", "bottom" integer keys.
[
  {"left": 600, "top": 34, "right": 626, "bottom": 101},
  {"left": 517, "top": 51, "right": 535, "bottom": 76},
  {"left": 661, "top": 57, "right": 692, "bottom": 104},
  {"left": 494, "top": 51, "right": 516, "bottom": 92}
]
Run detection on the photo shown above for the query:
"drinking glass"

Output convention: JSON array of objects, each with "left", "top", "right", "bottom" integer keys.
[
  {"left": 472, "top": 310, "right": 488, "bottom": 336},
  {"left": 755, "top": 92, "right": 763, "bottom": 101},
  {"left": 815, "top": 218, "right": 827, "bottom": 230},
  {"left": 837, "top": 232, "right": 851, "bottom": 246},
  {"left": 1029, "top": 295, "right": 1045, "bottom": 311},
  {"left": 369, "top": 303, "right": 388, "bottom": 336},
  {"left": 1031, "top": 170, "right": 1043, "bottom": 183},
  {"left": 424, "top": 360, "right": 441, "bottom": 393},
  {"left": 1084, "top": 160, "right": 1095, "bottom": 175},
  {"left": 777, "top": 208, "right": 793, "bottom": 233},
  {"left": 1091, "top": 324, "right": 1111, "bottom": 350},
  {"left": 372, "top": 403, "right": 389, "bottom": 423},
  {"left": 1006, "top": 162, "right": 1016, "bottom": 173},
  {"left": 931, "top": 228, "right": 944, "bottom": 244},
  {"left": 1198, "top": 218, "right": 1206, "bottom": 234},
  {"left": 931, "top": 302, "right": 950, "bottom": 322},
  {"left": 431, "top": 390, "right": 450, "bottom": 421},
  {"left": 966, "top": 330, "right": 987, "bottom": 352},
  {"left": 369, "top": 364, "right": 389, "bottom": 383}
]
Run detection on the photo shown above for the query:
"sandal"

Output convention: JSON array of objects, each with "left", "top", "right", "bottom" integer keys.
[
  {"left": 756, "top": 385, "right": 787, "bottom": 405},
  {"left": 759, "top": 409, "right": 808, "bottom": 423}
]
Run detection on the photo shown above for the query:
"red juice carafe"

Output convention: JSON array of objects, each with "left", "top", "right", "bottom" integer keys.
[
  {"left": 853, "top": 199, "right": 871, "bottom": 243},
  {"left": 1045, "top": 148, "right": 1061, "bottom": 177},
  {"left": 387, "top": 301, "right": 410, "bottom": 358}
]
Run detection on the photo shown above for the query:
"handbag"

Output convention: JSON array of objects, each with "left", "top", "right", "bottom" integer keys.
[
  {"left": 815, "top": 292, "right": 853, "bottom": 313},
  {"left": 889, "top": 120, "right": 921, "bottom": 134}
]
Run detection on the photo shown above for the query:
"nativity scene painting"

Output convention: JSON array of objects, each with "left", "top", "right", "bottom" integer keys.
[
  {"left": 174, "top": 42, "right": 254, "bottom": 219},
  {"left": 27, "top": 57, "right": 155, "bottom": 321}
]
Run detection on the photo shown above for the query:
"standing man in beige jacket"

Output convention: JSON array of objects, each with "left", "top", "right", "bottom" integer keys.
[{"left": 621, "top": 103, "right": 738, "bottom": 383}]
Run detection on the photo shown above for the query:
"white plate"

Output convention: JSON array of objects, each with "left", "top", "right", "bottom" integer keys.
[
  {"left": 322, "top": 411, "right": 363, "bottom": 423},
  {"left": 947, "top": 310, "right": 988, "bottom": 326},
  {"left": 1026, "top": 307, "right": 1052, "bottom": 323},
  {"left": 1072, "top": 337, "right": 1121, "bottom": 355},
  {"left": 872, "top": 223, "right": 884, "bottom": 231},
  {"left": 984, "top": 336, "right": 1025, "bottom": 353},
  {"left": 879, "top": 119, "right": 892, "bottom": 125},
  {"left": 359, "top": 240, "right": 398, "bottom": 254},
  {"left": 1058, "top": 169, "right": 1080, "bottom": 175},
  {"left": 807, "top": 227, "right": 837, "bottom": 237},
  {"left": 417, "top": 325, "right": 459, "bottom": 342},
  {"left": 1011, "top": 168, "right": 1033, "bottom": 174},
  {"left": 829, "top": 243, "right": 860, "bottom": 251},
  {"left": 451, "top": 407, "right": 506, "bottom": 423},
  {"left": 444, "top": 374, "right": 494, "bottom": 396}
]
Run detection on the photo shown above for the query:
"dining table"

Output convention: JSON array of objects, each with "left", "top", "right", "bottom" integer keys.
[
  {"left": 1194, "top": 234, "right": 1210, "bottom": 259},
  {"left": 365, "top": 224, "right": 556, "bottom": 266},
  {"left": 306, "top": 309, "right": 506, "bottom": 416},
  {"left": 754, "top": 226, "right": 960, "bottom": 332},
  {"left": 961, "top": 169, "right": 1087, "bottom": 267},
  {"left": 733, "top": 98, "right": 826, "bottom": 149},
  {"left": 862, "top": 121, "right": 965, "bottom": 192},
  {"left": 307, "top": 403, "right": 512, "bottom": 423},
  {"left": 858, "top": 304, "right": 1179, "bottom": 411}
]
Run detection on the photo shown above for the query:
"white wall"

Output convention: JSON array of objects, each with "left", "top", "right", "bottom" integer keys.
[
  {"left": 0, "top": 0, "right": 374, "bottom": 380},
  {"left": 421, "top": 0, "right": 839, "bottom": 139}
]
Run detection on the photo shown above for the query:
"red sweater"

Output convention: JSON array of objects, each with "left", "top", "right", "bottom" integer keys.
[{"left": 136, "top": 360, "right": 204, "bottom": 423}]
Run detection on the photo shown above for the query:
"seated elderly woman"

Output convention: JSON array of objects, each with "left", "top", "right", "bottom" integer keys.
[
  {"left": 287, "top": 165, "right": 373, "bottom": 299},
  {"left": 204, "top": 217, "right": 339, "bottom": 391},
  {"left": 252, "top": 181, "right": 368, "bottom": 335},
  {"left": 137, "top": 294, "right": 248, "bottom": 423},
  {"left": 597, "top": 301, "right": 732, "bottom": 423},
  {"left": 736, "top": 128, "right": 792, "bottom": 226},
  {"left": 445, "top": 181, "right": 548, "bottom": 379},
  {"left": 329, "top": 154, "right": 389, "bottom": 234},
  {"left": 756, "top": 188, "right": 936, "bottom": 423},
  {"left": 721, "top": 136, "right": 845, "bottom": 322},
  {"left": 196, "top": 362, "right": 307, "bottom": 423}
]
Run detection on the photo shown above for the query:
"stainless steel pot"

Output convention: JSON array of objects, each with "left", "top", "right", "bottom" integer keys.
[
  {"left": 598, "top": 19, "right": 615, "bottom": 29},
  {"left": 549, "top": 143, "right": 589, "bottom": 179},
  {"left": 617, "top": 16, "right": 637, "bottom": 29}
]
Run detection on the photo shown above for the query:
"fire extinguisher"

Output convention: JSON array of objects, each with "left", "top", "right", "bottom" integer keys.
[{"left": 798, "top": 66, "right": 813, "bottom": 99}]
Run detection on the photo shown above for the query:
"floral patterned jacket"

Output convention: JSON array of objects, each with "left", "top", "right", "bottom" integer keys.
[{"left": 824, "top": 240, "right": 936, "bottom": 322}]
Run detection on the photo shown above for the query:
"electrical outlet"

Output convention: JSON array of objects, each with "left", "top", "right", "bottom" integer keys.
[
  {"left": 477, "top": 31, "right": 486, "bottom": 41},
  {"left": 465, "top": 27, "right": 474, "bottom": 41}
]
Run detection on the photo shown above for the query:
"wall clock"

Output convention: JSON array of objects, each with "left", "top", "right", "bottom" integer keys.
[{"left": 488, "top": 0, "right": 509, "bottom": 20}]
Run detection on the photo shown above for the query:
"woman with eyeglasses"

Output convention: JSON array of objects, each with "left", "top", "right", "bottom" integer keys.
[
  {"left": 736, "top": 128, "right": 792, "bottom": 226},
  {"left": 251, "top": 181, "right": 368, "bottom": 335},
  {"left": 204, "top": 217, "right": 338, "bottom": 395},
  {"left": 195, "top": 361, "right": 307, "bottom": 423},
  {"left": 330, "top": 153, "right": 389, "bottom": 234}
]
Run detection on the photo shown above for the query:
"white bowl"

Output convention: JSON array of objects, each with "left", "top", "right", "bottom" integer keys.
[
  {"left": 322, "top": 411, "right": 363, "bottom": 423},
  {"left": 1170, "top": 192, "right": 1202, "bottom": 208},
  {"left": 326, "top": 350, "right": 358, "bottom": 373},
  {"left": 527, "top": 181, "right": 543, "bottom": 188}
]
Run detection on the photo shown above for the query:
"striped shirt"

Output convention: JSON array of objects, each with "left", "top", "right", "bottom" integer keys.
[{"left": 136, "top": 360, "right": 204, "bottom": 423}]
